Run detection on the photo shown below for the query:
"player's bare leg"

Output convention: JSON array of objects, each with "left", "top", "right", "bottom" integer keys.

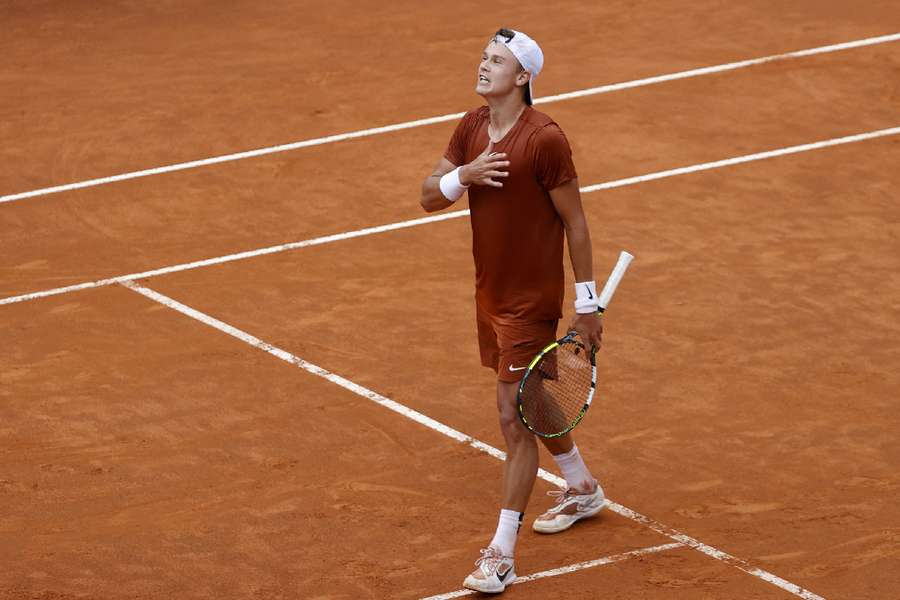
[
  {"left": 533, "top": 422, "right": 606, "bottom": 534},
  {"left": 540, "top": 432, "right": 574, "bottom": 455},
  {"left": 540, "top": 432, "right": 594, "bottom": 490},
  {"left": 497, "top": 380, "right": 539, "bottom": 511},
  {"left": 517, "top": 372, "right": 604, "bottom": 532},
  {"left": 528, "top": 380, "right": 593, "bottom": 468},
  {"left": 463, "top": 380, "right": 529, "bottom": 593}
]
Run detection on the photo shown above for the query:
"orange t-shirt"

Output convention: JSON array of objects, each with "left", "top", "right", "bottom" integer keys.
[{"left": 444, "top": 106, "right": 578, "bottom": 321}]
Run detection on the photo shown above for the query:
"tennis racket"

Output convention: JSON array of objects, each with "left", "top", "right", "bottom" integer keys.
[{"left": 516, "top": 251, "right": 634, "bottom": 438}]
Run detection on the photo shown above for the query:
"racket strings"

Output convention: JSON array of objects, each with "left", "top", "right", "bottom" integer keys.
[{"left": 519, "top": 342, "right": 594, "bottom": 435}]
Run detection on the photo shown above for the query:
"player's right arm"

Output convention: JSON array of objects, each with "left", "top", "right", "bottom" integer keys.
[
  {"left": 420, "top": 158, "right": 459, "bottom": 213},
  {"left": 419, "top": 144, "right": 510, "bottom": 213}
]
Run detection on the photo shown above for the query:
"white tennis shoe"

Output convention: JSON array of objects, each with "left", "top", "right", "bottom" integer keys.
[
  {"left": 462, "top": 546, "right": 516, "bottom": 593},
  {"left": 532, "top": 480, "right": 606, "bottom": 533}
]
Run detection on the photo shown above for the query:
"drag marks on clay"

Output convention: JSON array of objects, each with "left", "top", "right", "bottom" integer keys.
[
  {"left": 120, "top": 281, "right": 827, "bottom": 600},
  {"left": 6, "top": 25, "right": 895, "bottom": 600},
  {"left": 419, "top": 543, "right": 684, "bottom": 599},
  {"left": 1, "top": 32, "right": 897, "bottom": 204},
  {"left": 2, "top": 124, "right": 897, "bottom": 308}
]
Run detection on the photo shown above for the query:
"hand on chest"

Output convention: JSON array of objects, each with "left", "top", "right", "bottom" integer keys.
[{"left": 470, "top": 130, "right": 533, "bottom": 185}]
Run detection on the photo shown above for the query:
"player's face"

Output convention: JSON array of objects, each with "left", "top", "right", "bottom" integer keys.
[{"left": 476, "top": 41, "right": 527, "bottom": 100}]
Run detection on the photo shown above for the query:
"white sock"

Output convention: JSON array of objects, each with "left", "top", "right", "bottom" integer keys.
[
  {"left": 553, "top": 444, "right": 594, "bottom": 491},
  {"left": 489, "top": 509, "right": 523, "bottom": 557}
]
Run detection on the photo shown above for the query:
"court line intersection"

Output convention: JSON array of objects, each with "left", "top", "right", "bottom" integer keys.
[
  {"left": 420, "top": 542, "right": 685, "bottom": 599},
  {"left": 5, "top": 29, "right": 895, "bottom": 599},
  {"left": 121, "top": 280, "right": 827, "bottom": 600}
]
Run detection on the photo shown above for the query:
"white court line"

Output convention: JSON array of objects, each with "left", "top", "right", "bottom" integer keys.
[
  {"left": 0, "top": 209, "right": 468, "bottom": 306},
  {"left": 121, "top": 280, "right": 827, "bottom": 600},
  {"left": 2, "top": 124, "right": 897, "bottom": 308},
  {"left": 419, "top": 542, "right": 684, "bottom": 599},
  {"left": 579, "top": 125, "right": 900, "bottom": 192},
  {"left": 1, "top": 31, "right": 898, "bottom": 204}
]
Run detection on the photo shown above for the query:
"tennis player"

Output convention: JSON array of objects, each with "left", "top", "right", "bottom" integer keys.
[{"left": 419, "top": 28, "right": 606, "bottom": 593}]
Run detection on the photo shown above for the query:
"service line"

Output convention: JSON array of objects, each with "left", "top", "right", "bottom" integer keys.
[
  {"left": 2, "top": 124, "right": 898, "bottom": 307},
  {"left": 121, "top": 280, "right": 826, "bottom": 600},
  {"left": 419, "top": 542, "right": 684, "bottom": 599},
  {"left": 1, "top": 32, "right": 897, "bottom": 204}
]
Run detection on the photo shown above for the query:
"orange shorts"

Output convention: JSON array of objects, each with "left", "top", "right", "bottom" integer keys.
[{"left": 476, "top": 305, "right": 559, "bottom": 383}]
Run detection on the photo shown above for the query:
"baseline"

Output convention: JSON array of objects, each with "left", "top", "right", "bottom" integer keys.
[
  {"left": 120, "top": 280, "right": 826, "bottom": 600},
  {"left": 3, "top": 124, "right": 897, "bottom": 308},
  {"left": 1, "top": 32, "right": 897, "bottom": 204},
  {"left": 419, "top": 542, "right": 684, "bottom": 600}
]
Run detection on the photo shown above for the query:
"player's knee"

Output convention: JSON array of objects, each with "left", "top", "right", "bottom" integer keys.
[
  {"left": 496, "top": 380, "right": 527, "bottom": 439},
  {"left": 498, "top": 409, "right": 517, "bottom": 431},
  {"left": 498, "top": 409, "right": 529, "bottom": 444}
]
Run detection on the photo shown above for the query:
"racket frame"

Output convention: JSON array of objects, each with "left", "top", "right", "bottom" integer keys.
[
  {"left": 516, "top": 332, "right": 597, "bottom": 438},
  {"left": 514, "top": 250, "right": 633, "bottom": 438}
]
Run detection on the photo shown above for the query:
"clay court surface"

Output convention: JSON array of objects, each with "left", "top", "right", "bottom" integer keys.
[{"left": 2, "top": 1, "right": 899, "bottom": 598}]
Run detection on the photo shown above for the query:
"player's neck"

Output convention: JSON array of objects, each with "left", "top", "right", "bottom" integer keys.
[{"left": 486, "top": 95, "right": 527, "bottom": 142}]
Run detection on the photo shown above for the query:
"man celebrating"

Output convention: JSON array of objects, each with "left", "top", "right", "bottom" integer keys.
[{"left": 420, "top": 28, "right": 606, "bottom": 593}]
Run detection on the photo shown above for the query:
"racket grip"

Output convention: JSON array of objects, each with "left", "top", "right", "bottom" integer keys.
[{"left": 597, "top": 251, "right": 634, "bottom": 313}]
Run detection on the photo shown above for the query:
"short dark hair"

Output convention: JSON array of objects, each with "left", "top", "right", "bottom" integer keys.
[
  {"left": 490, "top": 28, "right": 531, "bottom": 105},
  {"left": 493, "top": 28, "right": 516, "bottom": 43}
]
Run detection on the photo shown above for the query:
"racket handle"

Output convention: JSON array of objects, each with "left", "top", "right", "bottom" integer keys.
[{"left": 597, "top": 251, "right": 634, "bottom": 314}]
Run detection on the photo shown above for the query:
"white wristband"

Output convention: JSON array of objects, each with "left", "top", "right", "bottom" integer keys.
[
  {"left": 439, "top": 167, "right": 469, "bottom": 202},
  {"left": 574, "top": 281, "right": 599, "bottom": 314}
]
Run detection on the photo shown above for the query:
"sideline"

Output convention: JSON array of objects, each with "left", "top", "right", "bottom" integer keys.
[
  {"left": 419, "top": 543, "right": 684, "bottom": 599},
  {"left": 121, "top": 280, "right": 826, "bottom": 600},
  {"left": 3, "top": 124, "right": 898, "bottom": 308},
  {"left": 2, "top": 32, "right": 897, "bottom": 204}
]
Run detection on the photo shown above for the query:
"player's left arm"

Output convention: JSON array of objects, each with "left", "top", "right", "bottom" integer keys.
[{"left": 549, "top": 179, "right": 603, "bottom": 348}]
